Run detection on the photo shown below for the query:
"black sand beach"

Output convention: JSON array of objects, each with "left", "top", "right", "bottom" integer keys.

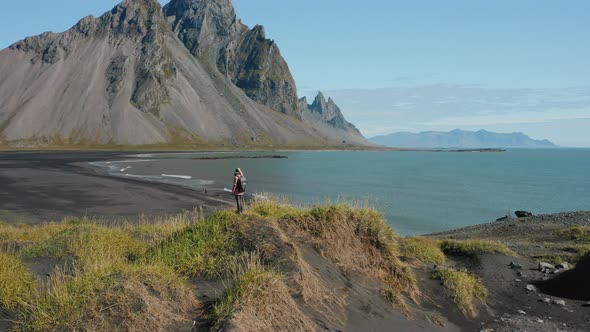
[{"left": 0, "top": 151, "right": 232, "bottom": 224}]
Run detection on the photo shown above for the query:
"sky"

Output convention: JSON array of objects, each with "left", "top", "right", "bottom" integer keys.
[{"left": 1, "top": 0, "right": 589, "bottom": 146}]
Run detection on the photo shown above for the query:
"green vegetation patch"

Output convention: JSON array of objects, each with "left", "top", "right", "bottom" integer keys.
[
  {"left": 146, "top": 211, "right": 241, "bottom": 277},
  {"left": 432, "top": 267, "right": 487, "bottom": 318},
  {"left": 0, "top": 222, "right": 67, "bottom": 252},
  {"left": 246, "top": 197, "right": 301, "bottom": 220},
  {"left": 14, "top": 264, "right": 197, "bottom": 332},
  {"left": 440, "top": 239, "right": 516, "bottom": 257},
  {"left": 402, "top": 237, "right": 446, "bottom": 265},
  {"left": 558, "top": 226, "right": 590, "bottom": 242},
  {"left": 0, "top": 252, "right": 36, "bottom": 310},
  {"left": 22, "top": 221, "right": 147, "bottom": 273}
]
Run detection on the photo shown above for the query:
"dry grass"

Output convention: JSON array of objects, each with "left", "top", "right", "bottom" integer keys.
[
  {"left": 0, "top": 252, "right": 36, "bottom": 310},
  {"left": 245, "top": 196, "right": 301, "bottom": 220},
  {"left": 14, "top": 264, "right": 197, "bottom": 332},
  {"left": 440, "top": 239, "right": 516, "bottom": 257},
  {"left": 558, "top": 226, "right": 590, "bottom": 242},
  {"left": 0, "top": 222, "right": 68, "bottom": 253},
  {"left": 213, "top": 252, "right": 316, "bottom": 332},
  {"left": 280, "top": 204, "right": 421, "bottom": 308},
  {"left": 22, "top": 221, "right": 148, "bottom": 273},
  {"left": 122, "top": 212, "right": 196, "bottom": 246},
  {"left": 402, "top": 237, "right": 446, "bottom": 265},
  {"left": 432, "top": 267, "right": 487, "bottom": 318}
]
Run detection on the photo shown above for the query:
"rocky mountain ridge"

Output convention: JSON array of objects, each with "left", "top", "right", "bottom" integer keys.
[
  {"left": 0, "top": 0, "right": 368, "bottom": 147},
  {"left": 371, "top": 129, "right": 557, "bottom": 148},
  {"left": 299, "top": 92, "right": 362, "bottom": 143}
]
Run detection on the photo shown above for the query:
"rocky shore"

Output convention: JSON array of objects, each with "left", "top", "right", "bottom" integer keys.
[{"left": 428, "top": 211, "right": 590, "bottom": 331}]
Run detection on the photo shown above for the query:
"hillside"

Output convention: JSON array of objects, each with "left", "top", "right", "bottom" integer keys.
[
  {"left": 371, "top": 129, "right": 557, "bottom": 148},
  {"left": 0, "top": 0, "right": 369, "bottom": 148}
]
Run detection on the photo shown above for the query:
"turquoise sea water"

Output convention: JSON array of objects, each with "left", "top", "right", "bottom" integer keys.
[{"left": 91, "top": 149, "right": 590, "bottom": 235}]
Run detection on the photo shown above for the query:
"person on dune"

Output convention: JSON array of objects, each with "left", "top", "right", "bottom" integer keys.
[{"left": 232, "top": 168, "right": 247, "bottom": 214}]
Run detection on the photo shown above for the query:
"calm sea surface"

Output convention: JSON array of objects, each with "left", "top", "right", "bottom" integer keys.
[{"left": 90, "top": 149, "right": 590, "bottom": 235}]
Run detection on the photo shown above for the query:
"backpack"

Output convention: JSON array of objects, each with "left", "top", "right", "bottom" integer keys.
[{"left": 237, "top": 176, "right": 247, "bottom": 193}]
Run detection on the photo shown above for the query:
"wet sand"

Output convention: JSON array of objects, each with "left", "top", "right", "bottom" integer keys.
[{"left": 0, "top": 151, "right": 233, "bottom": 224}]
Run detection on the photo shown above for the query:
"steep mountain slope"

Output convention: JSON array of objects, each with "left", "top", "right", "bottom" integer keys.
[
  {"left": 371, "top": 129, "right": 557, "bottom": 148},
  {"left": 0, "top": 0, "right": 367, "bottom": 147},
  {"left": 163, "top": 0, "right": 299, "bottom": 119}
]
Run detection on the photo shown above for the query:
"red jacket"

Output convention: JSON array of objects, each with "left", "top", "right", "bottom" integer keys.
[{"left": 232, "top": 174, "right": 245, "bottom": 196}]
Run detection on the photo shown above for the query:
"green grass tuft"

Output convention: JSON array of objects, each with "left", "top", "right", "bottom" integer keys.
[
  {"left": 0, "top": 222, "right": 68, "bottom": 252},
  {"left": 245, "top": 197, "right": 301, "bottom": 220},
  {"left": 558, "top": 226, "right": 590, "bottom": 242},
  {"left": 22, "top": 221, "right": 147, "bottom": 273},
  {"left": 432, "top": 267, "right": 487, "bottom": 317},
  {"left": 0, "top": 252, "right": 36, "bottom": 310},
  {"left": 402, "top": 237, "right": 446, "bottom": 265},
  {"left": 440, "top": 239, "right": 516, "bottom": 257},
  {"left": 145, "top": 210, "right": 241, "bottom": 277}
]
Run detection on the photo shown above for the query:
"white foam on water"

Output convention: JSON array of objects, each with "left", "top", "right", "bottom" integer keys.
[
  {"left": 162, "top": 174, "right": 192, "bottom": 180},
  {"left": 114, "top": 159, "right": 154, "bottom": 163},
  {"left": 120, "top": 166, "right": 132, "bottom": 172}
]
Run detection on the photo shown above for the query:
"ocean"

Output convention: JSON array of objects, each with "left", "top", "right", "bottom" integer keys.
[{"left": 89, "top": 149, "right": 590, "bottom": 235}]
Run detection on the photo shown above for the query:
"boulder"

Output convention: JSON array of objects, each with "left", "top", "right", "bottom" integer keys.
[
  {"left": 556, "top": 262, "right": 570, "bottom": 270},
  {"left": 515, "top": 210, "right": 534, "bottom": 218},
  {"left": 496, "top": 215, "right": 511, "bottom": 222},
  {"left": 509, "top": 261, "right": 522, "bottom": 269},
  {"left": 539, "top": 262, "right": 555, "bottom": 271}
]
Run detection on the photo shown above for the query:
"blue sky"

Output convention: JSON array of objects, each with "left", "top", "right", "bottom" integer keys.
[{"left": 1, "top": 0, "right": 589, "bottom": 146}]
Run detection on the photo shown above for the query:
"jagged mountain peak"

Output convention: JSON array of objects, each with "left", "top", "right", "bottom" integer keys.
[{"left": 300, "top": 92, "right": 363, "bottom": 139}]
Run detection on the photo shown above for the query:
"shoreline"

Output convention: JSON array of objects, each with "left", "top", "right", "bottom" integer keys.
[{"left": 0, "top": 151, "right": 233, "bottom": 224}]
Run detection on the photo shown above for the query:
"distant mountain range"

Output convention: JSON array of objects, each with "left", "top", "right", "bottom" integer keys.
[
  {"left": 0, "top": 0, "right": 368, "bottom": 147},
  {"left": 370, "top": 129, "right": 558, "bottom": 148}
]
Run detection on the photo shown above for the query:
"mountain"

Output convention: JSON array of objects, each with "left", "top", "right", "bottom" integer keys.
[
  {"left": 370, "top": 129, "right": 558, "bottom": 148},
  {"left": 0, "top": 0, "right": 368, "bottom": 147},
  {"left": 298, "top": 92, "right": 364, "bottom": 144}
]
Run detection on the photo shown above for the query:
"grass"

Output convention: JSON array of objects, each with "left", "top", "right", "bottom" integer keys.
[
  {"left": 0, "top": 202, "right": 428, "bottom": 329},
  {"left": 145, "top": 210, "right": 241, "bottom": 277},
  {"left": 281, "top": 203, "right": 422, "bottom": 307},
  {"left": 0, "top": 252, "right": 36, "bottom": 310},
  {"left": 0, "top": 222, "right": 67, "bottom": 252},
  {"left": 212, "top": 252, "right": 316, "bottom": 332},
  {"left": 14, "top": 264, "right": 197, "bottom": 332},
  {"left": 558, "top": 226, "right": 590, "bottom": 242},
  {"left": 245, "top": 196, "right": 301, "bottom": 220},
  {"left": 544, "top": 243, "right": 590, "bottom": 262},
  {"left": 402, "top": 237, "right": 446, "bottom": 265},
  {"left": 440, "top": 239, "right": 516, "bottom": 257},
  {"left": 561, "top": 244, "right": 590, "bottom": 257},
  {"left": 22, "top": 221, "right": 147, "bottom": 273},
  {"left": 432, "top": 267, "right": 487, "bottom": 318}
]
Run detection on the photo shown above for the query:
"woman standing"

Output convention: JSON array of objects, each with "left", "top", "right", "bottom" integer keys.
[{"left": 232, "top": 168, "right": 246, "bottom": 214}]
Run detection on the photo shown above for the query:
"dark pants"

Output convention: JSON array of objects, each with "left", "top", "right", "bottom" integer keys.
[{"left": 235, "top": 195, "right": 244, "bottom": 213}]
